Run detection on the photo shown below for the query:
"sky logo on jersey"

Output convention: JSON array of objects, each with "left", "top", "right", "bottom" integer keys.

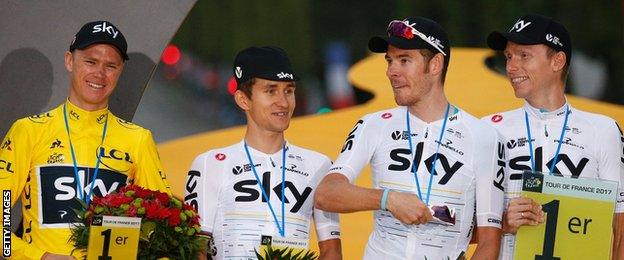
[
  {"left": 341, "top": 120, "right": 363, "bottom": 153},
  {"left": 2, "top": 190, "right": 10, "bottom": 257},
  {"left": 234, "top": 171, "right": 313, "bottom": 213},
  {"left": 184, "top": 170, "right": 200, "bottom": 211},
  {"left": 37, "top": 165, "right": 127, "bottom": 225},
  {"left": 508, "top": 147, "right": 589, "bottom": 180},
  {"left": 388, "top": 143, "right": 464, "bottom": 185},
  {"left": 494, "top": 142, "right": 505, "bottom": 191}
]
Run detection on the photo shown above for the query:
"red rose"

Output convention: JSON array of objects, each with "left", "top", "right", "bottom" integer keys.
[
  {"left": 134, "top": 187, "right": 151, "bottom": 199},
  {"left": 109, "top": 194, "right": 133, "bottom": 207},
  {"left": 145, "top": 201, "right": 161, "bottom": 219},
  {"left": 168, "top": 208, "right": 182, "bottom": 227},
  {"left": 155, "top": 192, "right": 170, "bottom": 205}
]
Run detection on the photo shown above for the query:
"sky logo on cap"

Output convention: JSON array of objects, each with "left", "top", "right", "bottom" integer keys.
[
  {"left": 510, "top": 19, "right": 532, "bottom": 32},
  {"left": 276, "top": 72, "right": 293, "bottom": 79},
  {"left": 235, "top": 66, "right": 243, "bottom": 79},
  {"left": 92, "top": 21, "right": 119, "bottom": 39}
]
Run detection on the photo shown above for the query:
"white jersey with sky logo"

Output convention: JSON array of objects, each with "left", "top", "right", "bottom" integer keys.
[
  {"left": 184, "top": 140, "right": 340, "bottom": 260},
  {"left": 482, "top": 102, "right": 624, "bottom": 260},
  {"left": 330, "top": 106, "right": 505, "bottom": 260}
]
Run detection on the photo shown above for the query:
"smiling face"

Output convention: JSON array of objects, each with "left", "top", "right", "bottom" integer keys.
[
  {"left": 235, "top": 78, "right": 296, "bottom": 134},
  {"left": 503, "top": 42, "right": 564, "bottom": 100},
  {"left": 385, "top": 45, "right": 441, "bottom": 106},
  {"left": 64, "top": 43, "right": 124, "bottom": 111}
]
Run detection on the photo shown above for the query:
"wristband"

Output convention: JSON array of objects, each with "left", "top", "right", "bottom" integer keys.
[{"left": 380, "top": 188, "right": 390, "bottom": 211}]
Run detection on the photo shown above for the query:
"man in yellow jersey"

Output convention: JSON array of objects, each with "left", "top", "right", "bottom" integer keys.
[{"left": 0, "top": 21, "right": 171, "bottom": 259}]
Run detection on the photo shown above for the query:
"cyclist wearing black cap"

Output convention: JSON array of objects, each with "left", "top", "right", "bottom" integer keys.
[
  {"left": 0, "top": 21, "right": 171, "bottom": 259},
  {"left": 483, "top": 13, "right": 624, "bottom": 259},
  {"left": 184, "top": 46, "right": 341, "bottom": 260},
  {"left": 315, "top": 17, "right": 505, "bottom": 259}
]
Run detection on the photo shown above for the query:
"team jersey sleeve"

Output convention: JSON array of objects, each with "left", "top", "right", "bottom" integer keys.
[
  {"left": 184, "top": 152, "right": 223, "bottom": 233},
  {"left": 473, "top": 127, "right": 505, "bottom": 228},
  {"left": 312, "top": 157, "right": 341, "bottom": 241},
  {"left": 597, "top": 120, "right": 624, "bottom": 213},
  {"left": 132, "top": 129, "right": 171, "bottom": 194},
  {"left": 0, "top": 119, "right": 48, "bottom": 259},
  {"left": 330, "top": 115, "right": 379, "bottom": 182}
]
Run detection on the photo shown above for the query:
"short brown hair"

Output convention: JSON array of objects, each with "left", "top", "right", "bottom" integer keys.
[
  {"left": 237, "top": 78, "right": 257, "bottom": 98},
  {"left": 418, "top": 49, "right": 448, "bottom": 84}
]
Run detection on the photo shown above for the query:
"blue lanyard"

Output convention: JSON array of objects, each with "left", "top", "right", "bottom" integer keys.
[
  {"left": 243, "top": 141, "right": 286, "bottom": 237},
  {"left": 524, "top": 105, "right": 570, "bottom": 174},
  {"left": 63, "top": 103, "right": 108, "bottom": 206},
  {"left": 406, "top": 103, "right": 450, "bottom": 206}
]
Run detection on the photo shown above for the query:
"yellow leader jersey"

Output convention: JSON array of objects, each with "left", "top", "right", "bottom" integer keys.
[{"left": 0, "top": 100, "right": 171, "bottom": 259}]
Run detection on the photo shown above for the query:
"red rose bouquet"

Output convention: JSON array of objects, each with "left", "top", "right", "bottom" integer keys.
[{"left": 70, "top": 185, "right": 208, "bottom": 259}]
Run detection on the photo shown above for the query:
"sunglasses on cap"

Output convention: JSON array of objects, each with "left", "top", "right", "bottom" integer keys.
[{"left": 387, "top": 20, "right": 447, "bottom": 56}]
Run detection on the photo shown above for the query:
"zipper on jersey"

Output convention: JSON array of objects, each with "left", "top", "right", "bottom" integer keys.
[{"left": 544, "top": 124, "right": 549, "bottom": 137}]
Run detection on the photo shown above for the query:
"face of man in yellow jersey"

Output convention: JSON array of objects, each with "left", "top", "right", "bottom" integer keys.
[
  {"left": 64, "top": 44, "right": 125, "bottom": 111},
  {"left": 65, "top": 20, "right": 130, "bottom": 111}
]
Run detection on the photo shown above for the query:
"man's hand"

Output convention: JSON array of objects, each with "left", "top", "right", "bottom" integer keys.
[
  {"left": 503, "top": 197, "right": 544, "bottom": 234},
  {"left": 386, "top": 190, "right": 432, "bottom": 225},
  {"left": 41, "top": 252, "right": 75, "bottom": 260}
]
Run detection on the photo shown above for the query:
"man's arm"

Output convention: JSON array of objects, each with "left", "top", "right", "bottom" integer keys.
[
  {"left": 595, "top": 119, "right": 624, "bottom": 259},
  {"left": 318, "top": 238, "right": 341, "bottom": 260},
  {"left": 315, "top": 173, "right": 431, "bottom": 225},
  {"left": 471, "top": 227, "right": 502, "bottom": 260}
]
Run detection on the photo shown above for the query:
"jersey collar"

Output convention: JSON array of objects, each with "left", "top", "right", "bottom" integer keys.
[
  {"left": 523, "top": 100, "right": 571, "bottom": 121},
  {"left": 404, "top": 105, "right": 462, "bottom": 126},
  {"left": 238, "top": 139, "right": 290, "bottom": 157},
  {"left": 64, "top": 99, "right": 109, "bottom": 126}
]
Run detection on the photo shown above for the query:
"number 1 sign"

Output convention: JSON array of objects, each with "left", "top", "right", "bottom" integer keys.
[
  {"left": 87, "top": 215, "right": 141, "bottom": 260},
  {"left": 515, "top": 172, "right": 617, "bottom": 259}
]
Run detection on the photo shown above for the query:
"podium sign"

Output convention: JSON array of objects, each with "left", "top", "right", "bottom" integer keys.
[
  {"left": 515, "top": 172, "right": 616, "bottom": 260},
  {"left": 87, "top": 215, "right": 141, "bottom": 260},
  {"left": 258, "top": 235, "right": 309, "bottom": 256}
]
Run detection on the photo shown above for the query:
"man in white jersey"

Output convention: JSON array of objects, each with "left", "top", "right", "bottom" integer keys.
[
  {"left": 315, "top": 16, "right": 505, "bottom": 259},
  {"left": 483, "top": 13, "right": 624, "bottom": 259},
  {"left": 184, "top": 46, "right": 342, "bottom": 260}
]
